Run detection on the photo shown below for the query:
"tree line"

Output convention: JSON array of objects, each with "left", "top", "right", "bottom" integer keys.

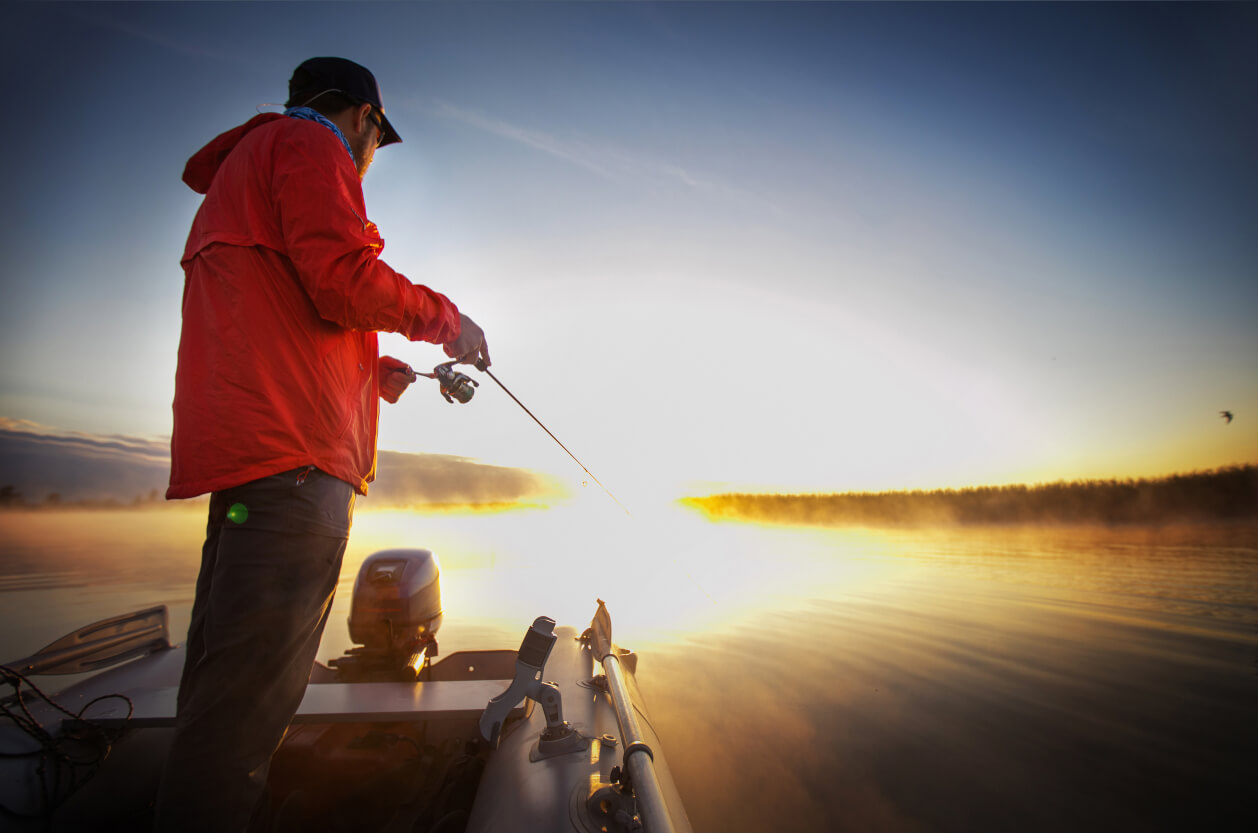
[
  {"left": 680, "top": 465, "right": 1258, "bottom": 527},
  {"left": 0, "top": 486, "right": 170, "bottom": 510}
]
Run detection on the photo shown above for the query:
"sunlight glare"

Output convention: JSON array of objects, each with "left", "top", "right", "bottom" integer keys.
[{"left": 332, "top": 496, "right": 918, "bottom": 660}]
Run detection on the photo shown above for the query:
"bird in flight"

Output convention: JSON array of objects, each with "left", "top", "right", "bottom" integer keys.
[{"left": 1219, "top": 410, "right": 1234, "bottom": 424}]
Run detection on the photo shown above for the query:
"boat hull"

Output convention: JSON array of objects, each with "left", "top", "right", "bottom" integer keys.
[{"left": 1, "top": 616, "right": 692, "bottom": 833}]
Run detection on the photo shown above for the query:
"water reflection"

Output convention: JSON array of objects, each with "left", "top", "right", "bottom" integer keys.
[{"left": 1, "top": 505, "right": 1255, "bottom": 832}]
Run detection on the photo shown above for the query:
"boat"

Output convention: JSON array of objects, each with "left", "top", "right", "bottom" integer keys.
[{"left": 0, "top": 548, "right": 693, "bottom": 833}]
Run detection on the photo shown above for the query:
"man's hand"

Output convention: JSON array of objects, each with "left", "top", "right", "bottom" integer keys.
[
  {"left": 443, "top": 313, "right": 491, "bottom": 368},
  {"left": 379, "top": 358, "right": 418, "bottom": 404}
]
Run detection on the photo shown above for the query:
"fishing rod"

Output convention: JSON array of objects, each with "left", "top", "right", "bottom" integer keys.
[
  {"left": 412, "top": 359, "right": 631, "bottom": 516},
  {"left": 410, "top": 359, "right": 719, "bottom": 607}
]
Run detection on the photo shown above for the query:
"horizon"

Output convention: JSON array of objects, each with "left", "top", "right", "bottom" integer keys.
[
  {"left": 3, "top": 3, "right": 1256, "bottom": 500},
  {"left": 2, "top": 415, "right": 1253, "bottom": 510}
]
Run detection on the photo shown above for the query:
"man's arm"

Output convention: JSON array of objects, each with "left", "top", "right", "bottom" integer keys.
[{"left": 273, "top": 132, "right": 462, "bottom": 345}]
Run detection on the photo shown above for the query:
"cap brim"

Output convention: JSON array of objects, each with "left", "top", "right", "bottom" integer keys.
[{"left": 377, "top": 110, "right": 402, "bottom": 147}]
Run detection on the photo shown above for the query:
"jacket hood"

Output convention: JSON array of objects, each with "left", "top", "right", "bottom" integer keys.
[{"left": 182, "top": 113, "right": 285, "bottom": 194}]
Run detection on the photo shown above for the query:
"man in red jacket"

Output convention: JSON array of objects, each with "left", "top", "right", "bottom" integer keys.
[{"left": 156, "top": 58, "right": 489, "bottom": 832}]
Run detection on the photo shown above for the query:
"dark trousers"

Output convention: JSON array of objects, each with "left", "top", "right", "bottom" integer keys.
[{"left": 155, "top": 467, "right": 354, "bottom": 833}]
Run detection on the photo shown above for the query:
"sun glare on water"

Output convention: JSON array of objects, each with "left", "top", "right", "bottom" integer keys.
[{"left": 334, "top": 492, "right": 909, "bottom": 660}]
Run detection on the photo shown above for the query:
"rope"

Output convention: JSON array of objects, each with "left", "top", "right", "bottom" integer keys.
[{"left": 0, "top": 664, "right": 133, "bottom": 820}]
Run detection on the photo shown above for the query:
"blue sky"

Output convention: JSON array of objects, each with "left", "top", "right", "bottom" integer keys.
[{"left": 2, "top": 2, "right": 1255, "bottom": 500}]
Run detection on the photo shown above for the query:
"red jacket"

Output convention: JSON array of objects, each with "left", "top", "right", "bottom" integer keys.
[{"left": 168, "top": 114, "right": 461, "bottom": 499}]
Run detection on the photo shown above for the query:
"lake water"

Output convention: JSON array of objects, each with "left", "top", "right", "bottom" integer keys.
[{"left": 2, "top": 502, "right": 1255, "bottom": 832}]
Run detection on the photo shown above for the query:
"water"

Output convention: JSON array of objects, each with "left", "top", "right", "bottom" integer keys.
[{"left": 2, "top": 505, "right": 1255, "bottom": 832}]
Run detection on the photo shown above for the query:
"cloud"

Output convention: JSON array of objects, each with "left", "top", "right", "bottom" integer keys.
[
  {"left": 0, "top": 419, "right": 170, "bottom": 504},
  {"left": 366, "top": 451, "right": 562, "bottom": 508},
  {"left": 0, "top": 418, "right": 169, "bottom": 463},
  {"left": 0, "top": 419, "right": 558, "bottom": 507},
  {"left": 421, "top": 99, "right": 782, "bottom": 215}
]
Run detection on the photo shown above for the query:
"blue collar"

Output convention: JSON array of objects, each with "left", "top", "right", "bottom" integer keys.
[{"left": 284, "top": 106, "right": 354, "bottom": 161}]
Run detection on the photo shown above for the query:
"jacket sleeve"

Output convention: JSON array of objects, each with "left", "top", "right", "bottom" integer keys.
[{"left": 272, "top": 132, "right": 462, "bottom": 345}]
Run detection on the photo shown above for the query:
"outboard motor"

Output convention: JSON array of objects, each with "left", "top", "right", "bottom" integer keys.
[
  {"left": 330, "top": 548, "right": 442, "bottom": 682},
  {"left": 267, "top": 551, "right": 446, "bottom": 822}
]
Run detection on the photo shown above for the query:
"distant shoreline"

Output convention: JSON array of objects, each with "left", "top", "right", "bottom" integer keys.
[
  {"left": 0, "top": 496, "right": 549, "bottom": 515},
  {"left": 680, "top": 465, "right": 1258, "bottom": 528}
]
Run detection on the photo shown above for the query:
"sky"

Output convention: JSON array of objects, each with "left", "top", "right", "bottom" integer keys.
[{"left": 2, "top": 1, "right": 1256, "bottom": 504}]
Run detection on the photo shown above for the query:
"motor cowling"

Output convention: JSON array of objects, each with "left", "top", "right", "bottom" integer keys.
[{"left": 336, "top": 549, "right": 442, "bottom": 681}]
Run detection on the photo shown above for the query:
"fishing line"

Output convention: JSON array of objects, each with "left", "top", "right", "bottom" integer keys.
[
  {"left": 472, "top": 360, "right": 632, "bottom": 517},
  {"left": 408, "top": 357, "right": 716, "bottom": 605},
  {"left": 468, "top": 361, "right": 717, "bottom": 607}
]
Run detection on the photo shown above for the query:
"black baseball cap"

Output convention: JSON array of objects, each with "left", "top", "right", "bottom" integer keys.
[{"left": 287, "top": 57, "right": 402, "bottom": 147}]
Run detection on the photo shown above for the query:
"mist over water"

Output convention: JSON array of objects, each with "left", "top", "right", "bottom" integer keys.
[{"left": 2, "top": 505, "right": 1255, "bottom": 832}]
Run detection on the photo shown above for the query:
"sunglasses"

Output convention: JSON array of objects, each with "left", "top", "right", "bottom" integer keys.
[{"left": 367, "top": 108, "right": 387, "bottom": 147}]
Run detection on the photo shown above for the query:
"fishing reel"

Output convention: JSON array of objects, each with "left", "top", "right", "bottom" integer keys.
[{"left": 417, "top": 360, "right": 479, "bottom": 404}]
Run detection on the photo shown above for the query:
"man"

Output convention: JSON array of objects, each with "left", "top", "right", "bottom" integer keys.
[{"left": 155, "top": 57, "right": 489, "bottom": 832}]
